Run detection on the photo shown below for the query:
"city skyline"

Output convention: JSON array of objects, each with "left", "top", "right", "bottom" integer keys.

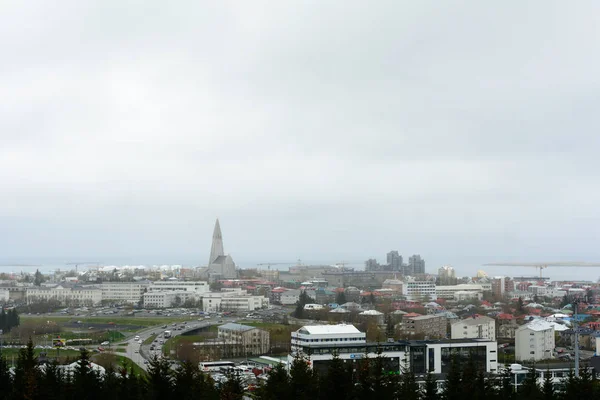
[{"left": 2, "top": 2, "right": 600, "bottom": 279}]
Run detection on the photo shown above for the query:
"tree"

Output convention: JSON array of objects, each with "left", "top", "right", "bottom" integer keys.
[
  {"left": 421, "top": 371, "right": 438, "bottom": 400},
  {"left": 540, "top": 368, "right": 555, "bottom": 400},
  {"left": 319, "top": 353, "right": 353, "bottom": 400},
  {"left": 219, "top": 370, "right": 245, "bottom": 400},
  {"left": 257, "top": 363, "right": 290, "bottom": 400},
  {"left": 0, "top": 353, "right": 11, "bottom": 400},
  {"left": 12, "top": 338, "right": 39, "bottom": 400},
  {"left": 72, "top": 348, "right": 102, "bottom": 400},
  {"left": 145, "top": 355, "right": 174, "bottom": 400},
  {"left": 517, "top": 297, "right": 524, "bottom": 314},
  {"left": 442, "top": 355, "right": 462, "bottom": 400},
  {"left": 41, "top": 360, "right": 64, "bottom": 400},
  {"left": 518, "top": 365, "right": 540, "bottom": 400},
  {"left": 335, "top": 291, "right": 347, "bottom": 305},
  {"left": 289, "top": 353, "right": 318, "bottom": 400},
  {"left": 385, "top": 313, "right": 395, "bottom": 339},
  {"left": 33, "top": 269, "right": 45, "bottom": 286}
]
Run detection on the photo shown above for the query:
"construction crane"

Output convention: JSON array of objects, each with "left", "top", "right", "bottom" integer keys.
[{"left": 483, "top": 262, "right": 600, "bottom": 278}]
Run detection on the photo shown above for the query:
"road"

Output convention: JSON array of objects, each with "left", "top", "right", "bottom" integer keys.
[{"left": 121, "top": 316, "right": 239, "bottom": 371}]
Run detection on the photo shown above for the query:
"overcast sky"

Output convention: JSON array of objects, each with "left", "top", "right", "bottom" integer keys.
[{"left": 2, "top": 1, "right": 600, "bottom": 279}]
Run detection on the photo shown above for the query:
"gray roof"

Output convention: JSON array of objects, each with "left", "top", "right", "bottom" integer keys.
[{"left": 218, "top": 323, "right": 256, "bottom": 332}]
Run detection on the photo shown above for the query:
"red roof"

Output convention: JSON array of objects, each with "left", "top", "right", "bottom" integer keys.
[
  {"left": 404, "top": 312, "right": 422, "bottom": 318},
  {"left": 497, "top": 313, "right": 515, "bottom": 320}
]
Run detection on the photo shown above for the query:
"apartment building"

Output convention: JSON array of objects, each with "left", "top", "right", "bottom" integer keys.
[
  {"left": 451, "top": 316, "right": 496, "bottom": 340},
  {"left": 515, "top": 320, "right": 555, "bottom": 362},
  {"left": 217, "top": 322, "right": 270, "bottom": 356},
  {"left": 402, "top": 314, "right": 447, "bottom": 338}
]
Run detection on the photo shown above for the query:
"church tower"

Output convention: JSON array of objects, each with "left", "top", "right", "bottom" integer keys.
[{"left": 208, "top": 218, "right": 225, "bottom": 265}]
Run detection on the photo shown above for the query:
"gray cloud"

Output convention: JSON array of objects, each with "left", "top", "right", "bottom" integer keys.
[{"left": 2, "top": 1, "right": 600, "bottom": 279}]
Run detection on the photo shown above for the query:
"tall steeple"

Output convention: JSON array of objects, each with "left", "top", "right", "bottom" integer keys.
[{"left": 208, "top": 218, "right": 225, "bottom": 265}]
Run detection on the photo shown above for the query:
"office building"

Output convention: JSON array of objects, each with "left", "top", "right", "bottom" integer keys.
[
  {"left": 148, "top": 280, "right": 209, "bottom": 294},
  {"left": 26, "top": 284, "right": 102, "bottom": 306},
  {"left": 289, "top": 324, "right": 497, "bottom": 375},
  {"left": 409, "top": 255, "right": 425, "bottom": 275}
]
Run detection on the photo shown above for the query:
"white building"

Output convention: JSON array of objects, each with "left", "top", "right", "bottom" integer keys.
[
  {"left": 515, "top": 320, "right": 555, "bottom": 362},
  {"left": 436, "top": 284, "right": 484, "bottom": 300},
  {"left": 0, "top": 289, "right": 9, "bottom": 303},
  {"left": 402, "top": 279, "right": 437, "bottom": 301},
  {"left": 303, "top": 304, "right": 324, "bottom": 311},
  {"left": 101, "top": 282, "right": 150, "bottom": 304},
  {"left": 148, "top": 280, "right": 209, "bottom": 294},
  {"left": 26, "top": 285, "right": 102, "bottom": 306},
  {"left": 280, "top": 290, "right": 301, "bottom": 305},
  {"left": 451, "top": 316, "right": 496, "bottom": 340},
  {"left": 202, "top": 291, "right": 269, "bottom": 312},
  {"left": 217, "top": 322, "right": 270, "bottom": 356},
  {"left": 454, "top": 290, "right": 483, "bottom": 301},
  {"left": 289, "top": 324, "right": 498, "bottom": 375},
  {"left": 291, "top": 324, "right": 366, "bottom": 353},
  {"left": 143, "top": 291, "right": 195, "bottom": 308}
]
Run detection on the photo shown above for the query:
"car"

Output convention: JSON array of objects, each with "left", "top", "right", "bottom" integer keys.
[
  {"left": 161, "top": 325, "right": 167, "bottom": 329},
  {"left": 101, "top": 341, "right": 110, "bottom": 346},
  {"left": 134, "top": 349, "right": 139, "bottom": 353},
  {"left": 138, "top": 339, "right": 143, "bottom": 344},
  {"left": 134, "top": 336, "right": 140, "bottom": 341}
]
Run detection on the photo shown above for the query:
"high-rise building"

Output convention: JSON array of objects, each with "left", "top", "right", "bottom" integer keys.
[
  {"left": 386, "top": 251, "right": 403, "bottom": 271},
  {"left": 365, "top": 259, "right": 380, "bottom": 271},
  {"left": 207, "top": 219, "right": 237, "bottom": 280},
  {"left": 409, "top": 255, "right": 425, "bottom": 275},
  {"left": 438, "top": 265, "right": 456, "bottom": 284}
]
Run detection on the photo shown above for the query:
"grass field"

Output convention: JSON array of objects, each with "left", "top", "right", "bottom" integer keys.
[
  {"left": 0, "top": 348, "right": 81, "bottom": 362},
  {"left": 143, "top": 334, "right": 157, "bottom": 345}
]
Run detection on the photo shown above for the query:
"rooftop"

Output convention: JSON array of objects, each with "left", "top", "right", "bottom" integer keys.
[{"left": 297, "top": 324, "right": 361, "bottom": 335}]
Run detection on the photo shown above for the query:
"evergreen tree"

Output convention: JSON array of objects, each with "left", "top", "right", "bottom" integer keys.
[
  {"left": 0, "top": 353, "right": 12, "bottom": 400},
  {"left": 518, "top": 366, "right": 540, "bottom": 400},
  {"left": 385, "top": 314, "right": 395, "bottom": 339},
  {"left": 371, "top": 348, "right": 394, "bottom": 399},
  {"left": 441, "top": 356, "right": 462, "bottom": 400},
  {"left": 145, "top": 355, "right": 173, "bottom": 400},
  {"left": 540, "top": 368, "right": 555, "bottom": 400},
  {"left": 517, "top": 297, "right": 524, "bottom": 314},
  {"left": 34, "top": 269, "right": 45, "bottom": 286},
  {"left": 319, "top": 353, "right": 353, "bottom": 400},
  {"left": 396, "top": 365, "right": 420, "bottom": 400},
  {"left": 101, "top": 364, "right": 122, "bottom": 400},
  {"left": 257, "top": 363, "right": 290, "bottom": 400},
  {"left": 336, "top": 291, "right": 347, "bottom": 305},
  {"left": 40, "top": 360, "right": 64, "bottom": 400},
  {"left": 219, "top": 369, "right": 245, "bottom": 400},
  {"left": 72, "top": 348, "right": 101, "bottom": 400},
  {"left": 12, "top": 339, "right": 39, "bottom": 400},
  {"left": 573, "top": 364, "right": 596, "bottom": 397},
  {"left": 496, "top": 365, "right": 516, "bottom": 400},
  {"left": 421, "top": 371, "right": 438, "bottom": 400},
  {"left": 174, "top": 361, "right": 218, "bottom": 400},
  {"left": 289, "top": 353, "right": 317, "bottom": 400}
]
